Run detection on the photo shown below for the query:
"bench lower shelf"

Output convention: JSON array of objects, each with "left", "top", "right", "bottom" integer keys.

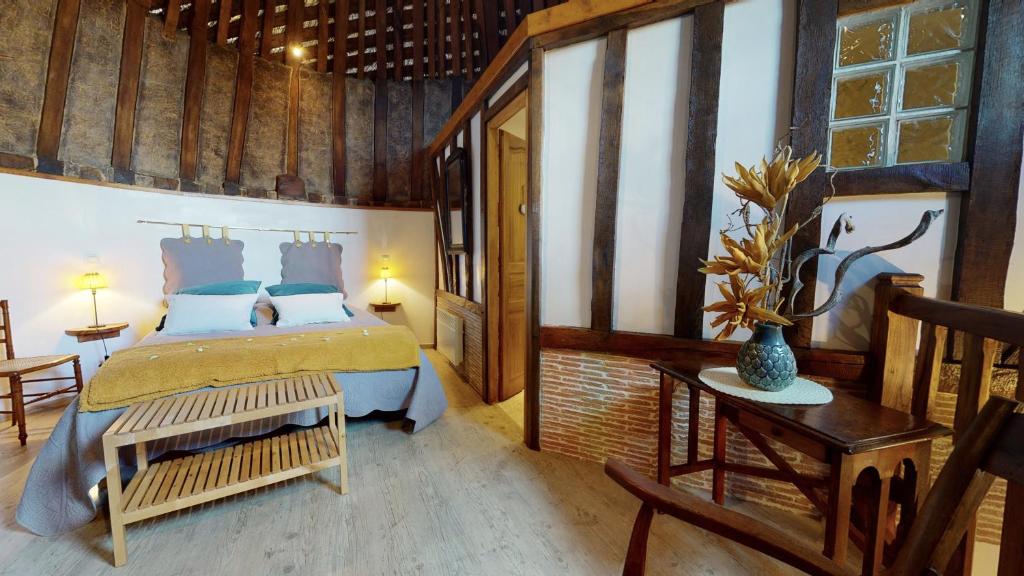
[{"left": 119, "top": 424, "right": 343, "bottom": 524}]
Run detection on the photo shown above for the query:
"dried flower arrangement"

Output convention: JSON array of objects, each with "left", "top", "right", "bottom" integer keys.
[
  {"left": 701, "top": 146, "right": 821, "bottom": 340},
  {"left": 702, "top": 145, "right": 943, "bottom": 342}
]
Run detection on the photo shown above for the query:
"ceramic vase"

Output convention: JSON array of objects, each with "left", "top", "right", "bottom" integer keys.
[{"left": 736, "top": 322, "right": 797, "bottom": 391}]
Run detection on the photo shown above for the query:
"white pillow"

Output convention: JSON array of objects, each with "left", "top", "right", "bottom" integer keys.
[
  {"left": 162, "top": 293, "right": 258, "bottom": 335},
  {"left": 270, "top": 293, "right": 349, "bottom": 327}
]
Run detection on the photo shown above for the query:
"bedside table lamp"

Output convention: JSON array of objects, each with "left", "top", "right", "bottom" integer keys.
[
  {"left": 77, "top": 272, "right": 108, "bottom": 328},
  {"left": 380, "top": 264, "right": 392, "bottom": 304}
]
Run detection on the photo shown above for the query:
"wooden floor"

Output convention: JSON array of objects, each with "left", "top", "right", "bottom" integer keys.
[{"left": 0, "top": 351, "right": 824, "bottom": 575}]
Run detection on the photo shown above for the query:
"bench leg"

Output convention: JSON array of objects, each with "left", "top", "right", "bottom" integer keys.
[
  {"left": 103, "top": 440, "right": 127, "bottom": 566},
  {"left": 335, "top": 400, "right": 349, "bottom": 495},
  {"left": 135, "top": 442, "right": 148, "bottom": 472}
]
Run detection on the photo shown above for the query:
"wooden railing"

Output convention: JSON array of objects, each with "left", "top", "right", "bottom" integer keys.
[{"left": 871, "top": 272, "right": 1024, "bottom": 575}]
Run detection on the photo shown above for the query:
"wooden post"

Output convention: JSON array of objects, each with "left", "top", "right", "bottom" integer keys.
[
  {"left": 590, "top": 28, "right": 627, "bottom": 333},
  {"left": 784, "top": 0, "right": 838, "bottom": 348},
  {"left": 869, "top": 273, "right": 925, "bottom": 410},
  {"left": 180, "top": 0, "right": 211, "bottom": 182},
  {"left": 225, "top": 0, "right": 260, "bottom": 186},
  {"left": 36, "top": 0, "right": 83, "bottom": 173},
  {"left": 112, "top": 0, "right": 150, "bottom": 176},
  {"left": 285, "top": 0, "right": 304, "bottom": 177},
  {"left": 673, "top": 0, "right": 724, "bottom": 338},
  {"left": 332, "top": 0, "right": 350, "bottom": 199}
]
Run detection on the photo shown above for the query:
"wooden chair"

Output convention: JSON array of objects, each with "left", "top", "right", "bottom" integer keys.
[
  {"left": 608, "top": 279, "right": 1024, "bottom": 575},
  {"left": 0, "top": 300, "right": 83, "bottom": 446},
  {"left": 606, "top": 395, "right": 1023, "bottom": 576}
]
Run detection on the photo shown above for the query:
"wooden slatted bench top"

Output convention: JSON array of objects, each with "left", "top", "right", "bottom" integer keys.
[
  {"left": 102, "top": 373, "right": 348, "bottom": 567},
  {"left": 104, "top": 373, "right": 341, "bottom": 446}
]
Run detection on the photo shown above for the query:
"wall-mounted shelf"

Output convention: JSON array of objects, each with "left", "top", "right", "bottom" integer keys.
[{"left": 65, "top": 322, "right": 129, "bottom": 343}]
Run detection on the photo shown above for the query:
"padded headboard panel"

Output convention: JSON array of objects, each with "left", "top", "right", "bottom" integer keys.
[
  {"left": 161, "top": 237, "right": 245, "bottom": 295},
  {"left": 279, "top": 242, "right": 347, "bottom": 296}
]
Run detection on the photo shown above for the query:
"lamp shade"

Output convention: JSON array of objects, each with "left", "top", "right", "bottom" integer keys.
[
  {"left": 379, "top": 266, "right": 392, "bottom": 280},
  {"left": 77, "top": 272, "right": 108, "bottom": 291}
]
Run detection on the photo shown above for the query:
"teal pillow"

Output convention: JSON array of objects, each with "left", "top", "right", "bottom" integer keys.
[
  {"left": 178, "top": 280, "right": 261, "bottom": 327},
  {"left": 178, "top": 280, "right": 262, "bottom": 296},
  {"left": 265, "top": 283, "right": 354, "bottom": 322},
  {"left": 265, "top": 282, "right": 338, "bottom": 296}
]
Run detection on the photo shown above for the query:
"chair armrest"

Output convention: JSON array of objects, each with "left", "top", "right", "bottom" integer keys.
[{"left": 604, "top": 459, "right": 857, "bottom": 576}]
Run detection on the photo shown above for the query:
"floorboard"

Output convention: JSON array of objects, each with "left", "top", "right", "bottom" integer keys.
[{"left": 0, "top": 351, "right": 822, "bottom": 575}]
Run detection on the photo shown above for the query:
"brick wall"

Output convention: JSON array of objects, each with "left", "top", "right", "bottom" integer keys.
[
  {"left": 436, "top": 291, "right": 485, "bottom": 397},
  {"left": 539, "top": 348, "right": 1008, "bottom": 544}
]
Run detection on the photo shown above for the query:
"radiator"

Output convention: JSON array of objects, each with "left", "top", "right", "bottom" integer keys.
[{"left": 436, "top": 308, "right": 464, "bottom": 366}]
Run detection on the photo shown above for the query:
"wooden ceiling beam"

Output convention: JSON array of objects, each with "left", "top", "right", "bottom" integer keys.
[
  {"left": 449, "top": 0, "right": 462, "bottom": 76},
  {"left": 162, "top": 0, "right": 563, "bottom": 78},
  {"left": 317, "top": 0, "right": 330, "bottom": 72},
  {"left": 216, "top": 0, "right": 234, "bottom": 44},
  {"left": 461, "top": 0, "right": 474, "bottom": 81},
  {"left": 333, "top": 0, "right": 349, "bottom": 198},
  {"left": 164, "top": 0, "right": 182, "bottom": 38},
  {"left": 356, "top": 0, "right": 367, "bottom": 78},
  {"left": 225, "top": 0, "right": 260, "bottom": 184},
  {"left": 392, "top": 0, "right": 405, "bottom": 81},
  {"left": 260, "top": 0, "right": 276, "bottom": 57},
  {"left": 181, "top": 0, "right": 212, "bottom": 181},
  {"left": 426, "top": 0, "right": 436, "bottom": 77}
]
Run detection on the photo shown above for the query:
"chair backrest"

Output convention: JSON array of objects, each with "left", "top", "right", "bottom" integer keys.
[
  {"left": 888, "top": 395, "right": 1023, "bottom": 575},
  {"left": 0, "top": 300, "right": 12, "bottom": 360},
  {"left": 871, "top": 273, "right": 1024, "bottom": 575}
]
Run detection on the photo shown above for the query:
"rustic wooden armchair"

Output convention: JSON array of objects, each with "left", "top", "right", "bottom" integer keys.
[
  {"left": 607, "top": 275, "right": 1024, "bottom": 575},
  {"left": 0, "top": 300, "right": 83, "bottom": 446}
]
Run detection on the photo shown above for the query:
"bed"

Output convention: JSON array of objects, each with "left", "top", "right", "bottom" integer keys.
[{"left": 16, "top": 236, "right": 447, "bottom": 537}]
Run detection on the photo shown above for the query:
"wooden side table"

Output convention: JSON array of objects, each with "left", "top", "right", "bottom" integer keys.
[
  {"left": 65, "top": 322, "right": 129, "bottom": 343},
  {"left": 651, "top": 361, "right": 951, "bottom": 575},
  {"left": 369, "top": 301, "right": 400, "bottom": 319}
]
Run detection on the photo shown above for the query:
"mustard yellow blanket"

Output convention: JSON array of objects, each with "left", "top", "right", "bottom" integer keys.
[{"left": 80, "top": 325, "right": 421, "bottom": 412}]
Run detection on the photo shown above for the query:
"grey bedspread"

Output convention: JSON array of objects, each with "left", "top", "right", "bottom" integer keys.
[{"left": 16, "top": 310, "right": 446, "bottom": 536}]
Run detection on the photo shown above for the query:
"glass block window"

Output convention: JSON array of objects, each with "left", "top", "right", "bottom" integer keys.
[{"left": 828, "top": 0, "right": 978, "bottom": 170}]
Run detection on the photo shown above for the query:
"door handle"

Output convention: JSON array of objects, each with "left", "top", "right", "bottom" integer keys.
[{"left": 519, "top": 204, "right": 527, "bottom": 215}]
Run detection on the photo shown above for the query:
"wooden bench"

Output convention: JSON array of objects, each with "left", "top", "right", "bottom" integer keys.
[{"left": 101, "top": 373, "right": 349, "bottom": 567}]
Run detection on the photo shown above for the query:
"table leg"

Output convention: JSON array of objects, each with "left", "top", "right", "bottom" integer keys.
[
  {"left": 657, "top": 373, "right": 673, "bottom": 486},
  {"left": 102, "top": 440, "right": 127, "bottom": 566},
  {"left": 687, "top": 384, "right": 700, "bottom": 465},
  {"left": 824, "top": 452, "right": 856, "bottom": 563},
  {"left": 712, "top": 400, "right": 727, "bottom": 505},
  {"left": 863, "top": 475, "right": 892, "bottom": 576}
]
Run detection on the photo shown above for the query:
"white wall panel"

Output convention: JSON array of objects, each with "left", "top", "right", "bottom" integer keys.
[
  {"left": 613, "top": 16, "right": 692, "bottom": 334},
  {"left": 1004, "top": 141, "right": 1024, "bottom": 312},
  {"left": 489, "top": 62, "right": 529, "bottom": 107},
  {"left": 811, "top": 193, "right": 961, "bottom": 350},
  {"left": 540, "top": 38, "right": 606, "bottom": 327},
  {"left": 470, "top": 111, "right": 484, "bottom": 303},
  {"left": 701, "top": 0, "right": 797, "bottom": 341}
]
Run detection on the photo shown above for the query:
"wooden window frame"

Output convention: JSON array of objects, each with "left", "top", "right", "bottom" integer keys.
[{"left": 786, "top": 0, "right": 1022, "bottom": 349}]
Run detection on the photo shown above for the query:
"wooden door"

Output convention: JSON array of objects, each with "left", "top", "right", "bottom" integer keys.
[{"left": 498, "top": 132, "right": 528, "bottom": 401}]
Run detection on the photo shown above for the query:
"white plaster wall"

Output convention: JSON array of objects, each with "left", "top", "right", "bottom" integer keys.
[
  {"left": 613, "top": 16, "right": 693, "bottom": 334},
  {"left": 701, "top": 0, "right": 797, "bottom": 341},
  {"left": 540, "top": 37, "right": 606, "bottom": 327},
  {"left": 1004, "top": 140, "right": 1024, "bottom": 313},
  {"left": 810, "top": 193, "right": 961, "bottom": 350},
  {"left": 470, "top": 111, "right": 484, "bottom": 303},
  {"left": 0, "top": 172, "right": 436, "bottom": 389},
  {"left": 489, "top": 62, "right": 529, "bottom": 107}
]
